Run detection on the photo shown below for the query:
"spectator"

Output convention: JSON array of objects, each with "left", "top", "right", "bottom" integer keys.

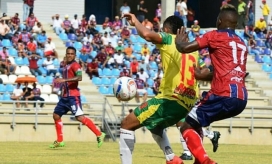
[
  {"left": 265, "top": 30, "right": 272, "bottom": 49},
  {"left": 96, "top": 47, "right": 108, "bottom": 68},
  {"left": 153, "top": 68, "right": 163, "bottom": 80},
  {"left": 59, "top": 57, "right": 66, "bottom": 75},
  {"left": 12, "top": 32, "right": 20, "bottom": 47},
  {"left": 101, "top": 32, "right": 111, "bottom": 46},
  {"left": 105, "top": 42, "right": 115, "bottom": 56},
  {"left": 134, "top": 74, "right": 147, "bottom": 103},
  {"left": 79, "top": 48, "right": 90, "bottom": 70},
  {"left": 52, "top": 72, "right": 62, "bottom": 95},
  {"left": 11, "top": 83, "right": 23, "bottom": 108},
  {"left": 114, "top": 49, "right": 125, "bottom": 68},
  {"left": 115, "top": 41, "right": 125, "bottom": 52},
  {"left": 120, "top": 67, "right": 130, "bottom": 77},
  {"left": 137, "top": 0, "right": 148, "bottom": 23},
  {"left": 71, "top": 14, "right": 80, "bottom": 32},
  {"left": 83, "top": 42, "right": 92, "bottom": 54},
  {"left": 83, "top": 34, "right": 93, "bottom": 45},
  {"left": 0, "top": 17, "right": 12, "bottom": 40},
  {"left": 75, "top": 28, "right": 84, "bottom": 41},
  {"left": 11, "top": 13, "right": 20, "bottom": 32},
  {"left": 21, "top": 82, "right": 33, "bottom": 109},
  {"left": 101, "top": 24, "right": 111, "bottom": 34},
  {"left": 139, "top": 59, "right": 148, "bottom": 72},
  {"left": 260, "top": 0, "right": 270, "bottom": 25},
  {"left": 191, "top": 20, "right": 200, "bottom": 37},
  {"left": 187, "top": 7, "right": 195, "bottom": 26},
  {"left": 23, "top": 0, "right": 34, "bottom": 22},
  {"left": 247, "top": 2, "right": 255, "bottom": 27},
  {"left": 52, "top": 14, "right": 64, "bottom": 35},
  {"left": 237, "top": 0, "right": 246, "bottom": 29},
  {"left": 88, "top": 14, "right": 97, "bottom": 27},
  {"left": 86, "top": 24, "right": 98, "bottom": 36},
  {"left": 26, "top": 13, "right": 38, "bottom": 32},
  {"left": 44, "top": 37, "right": 58, "bottom": 58},
  {"left": 152, "top": 17, "right": 160, "bottom": 32},
  {"left": 42, "top": 56, "right": 57, "bottom": 76},
  {"left": 180, "top": 0, "right": 188, "bottom": 27},
  {"left": 121, "top": 26, "right": 131, "bottom": 43},
  {"left": 0, "top": 58, "right": 7, "bottom": 75},
  {"left": 244, "top": 25, "right": 255, "bottom": 40},
  {"left": 30, "top": 83, "right": 44, "bottom": 110},
  {"left": 62, "top": 15, "right": 72, "bottom": 34},
  {"left": 27, "top": 37, "right": 37, "bottom": 54},
  {"left": 152, "top": 77, "right": 161, "bottom": 95},
  {"left": 19, "top": 28, "right": 31, "bottom": 45},
  {"left": 137, "top": 68, "right": 149, "bottom": 83},
  {"left": 174, "top": 5, "right": 183, "bottom": 20},
  {"left": 221, "top": 0, "right": 231, "bottom": 7},
  {"left": 25, "top": 53, "right": 42, "bottom": 76},
  {"left": 120, "top": 1, "right": 131, "bottom": 27},
  {"left": 141, "top": 43, "right": 150, "bottom": 56},
  {"left": 81, "top": 14, "right": 88, "bottom": 33},
  {"left": 124, "top": 43, "right": 134, "bottom": 58},
  {"left": 130, "top": 57, "right": 139, "bottom": 76},
  {"left": 156, "top": 4, "right": 162, "bottom": 20},
  {"left": 109, "top": 32, "right": 119, "bottom": 48},
  {"left": 37, "top": 30, "right": 47, "bottom": 47},
  {"left": 2, "top": 56, "right": 16, "bottom": 75},
  {"left": 31, "top": 22, "right": 43, "bottom": 38},
  {"left": 0, "top": 47, "right": 9, "bottom": 59},
  {"left": 86, "top": 58, "right": 99, "bottom": 79},
  {"left": 112, "top": 16, "right": 122, "bottom": 30},
  {"left": 269, "top": 16, "right": 272, "bottom": 30},
  {"left": 17, "top": 40, "right": 25, "bottom": 53},
  {"left": 103, "top": 17, "right": 112, "bottom": 29},
  {"left": 106, "top": 55, "right": 115, "bottom": 68},
  {"left": 255, "top": 17, "right": 267, "bottom": 34},
  {"left": 142, "top": 18, "right": 153, "bottom": 30}
]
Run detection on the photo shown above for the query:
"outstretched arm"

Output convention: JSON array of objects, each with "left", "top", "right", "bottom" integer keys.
[
  {"left": 175, "top": 27, "right": 200, "bottom": 53},
  {"left": 123, "top": 13, "right": 162, "bottom": 44}
]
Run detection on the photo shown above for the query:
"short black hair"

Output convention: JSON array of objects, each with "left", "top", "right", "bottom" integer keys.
[
  {"left": 163, "top": 15, "right": 184, "bottom": 34},
  {"left": 219, "top": 4, "right": 238, "bottom": 25},
  {"left": 66, "top": 46, "right": 76, "bottom": 53}
]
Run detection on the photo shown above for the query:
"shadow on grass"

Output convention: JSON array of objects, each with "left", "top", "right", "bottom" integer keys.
[{"left": 145, "top": 155, "right": 165, "bottom": 159}]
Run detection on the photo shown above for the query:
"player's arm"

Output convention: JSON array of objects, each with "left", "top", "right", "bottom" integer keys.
[
  {"left": 194, "top": 65, "right": 213, "bottom": 81},
  {"left": 63, "top": 65, "right": 82, "bottom": 82},
  {"left": 123, "top": 13, "right": 162, "bottom": 44},
  {"left": 175, "top": 27, "right": 201, "bottom": 53}
]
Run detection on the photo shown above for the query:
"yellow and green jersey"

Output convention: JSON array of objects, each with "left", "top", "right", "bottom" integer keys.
[{"left": 155, "top": 32, "right": 201, "bottom": 110}]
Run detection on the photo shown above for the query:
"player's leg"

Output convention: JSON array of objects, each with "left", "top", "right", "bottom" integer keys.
[
  {"left": 176, "top": 120, "right": 193, "bottom": 160},
  {"left": 49, "top": 98, "right": 69, "bottom": 148},
  {"left": 71, "top": 96, "right": 105, "bottom": 148},
  {"left": 202, "top": 127, "right": 221, "bottom": 152}
]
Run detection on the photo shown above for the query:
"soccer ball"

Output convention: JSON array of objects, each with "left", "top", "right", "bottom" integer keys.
[{"left": 113, "top": 77, "right": 137, "bottom": 101}]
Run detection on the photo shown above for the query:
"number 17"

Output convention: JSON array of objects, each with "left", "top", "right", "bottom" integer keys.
[{"left": 229, "top": 41, "right": 246, "bottom": 65}]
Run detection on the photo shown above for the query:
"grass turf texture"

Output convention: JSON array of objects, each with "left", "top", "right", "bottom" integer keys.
[{"left": 0, "top": 142, "right": 271, "bottom": 164}]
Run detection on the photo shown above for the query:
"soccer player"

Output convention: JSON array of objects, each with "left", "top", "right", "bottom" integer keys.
[
  {"left": 49, "top": 46, "right": 105, "bottom": 148},
  {"left": 175, "top": 5, "right": 248, "bottom": 164},
  {"left": 120, "top": 14, "right": 198, "bottom": 164}
]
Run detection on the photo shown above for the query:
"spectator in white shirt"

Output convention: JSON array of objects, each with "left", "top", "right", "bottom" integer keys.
[
  {"left": 52, "top": 14, "right": 64, "bottom": 35},
  {"left": 101, "top": 32, "right": 111, "bottom": 46},
  {"left": 153, "top": 68, "right": 163, "bottom": 80},
  {"left": 114, "top": 50, "right": 125, "bottom": 68},
  {"left": 71, "top": 14, "right": 80, "bottom": 31},
  {"left": 181, "top": 0, "right": 188, "bottom": 27},
  {"left": 120, "top": 1, "right": 131, "bottom": 27},
  {"left": 137, "top": 68, "right": 149, "bottom": 82},
  {"left": 83, "top": 33, "right": 93, "bottom": 45},
  {"left": 42, "top": 56, "right": 57, "bottom": 76},
  {"left": 31, "top": 22, "right": 43, "bottom": 38},
  {"left": 10, "top": 83, "right": 23, "bottom": 108},
  {"left": 109, "top": 32, "right": 119, "bottom": 48},
  {"left": 44, "top": 37, "right": 58, "bottom": 58}
]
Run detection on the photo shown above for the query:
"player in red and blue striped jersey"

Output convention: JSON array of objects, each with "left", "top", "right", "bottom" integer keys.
[{"left": 175, "top": 5, "right": 247, "bottom": 164}]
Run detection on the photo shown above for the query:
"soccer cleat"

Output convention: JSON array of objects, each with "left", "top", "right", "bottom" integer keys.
[
  {"left": 210, "top": 131, "right": 221, "bottom": 152},
  {"left": 202, "top": 158, "right": 217, "bottom": 164},
  {"left": 179, "top": 153, "right": 193, "bottom": 160},
  {"left": 166, "top": 156, "right": 184, "bottom": 164},
  {"left": 97, "top": 132, "right": 106, "bottom": 148},
  {"left": 49, "top": 140, "right": 65, "bottom": 148}
]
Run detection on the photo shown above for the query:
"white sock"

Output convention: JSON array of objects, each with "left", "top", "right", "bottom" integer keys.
[
  {"left": 152, "top": 129, "right": 175, "bottom": 161},
  {"left": 179, "top": 127, "right": 192, "bottom": 156},
  {"left": 120, "top": 128, "right": 135, "bottom": 164},
  {"left": 202, "top": 127, "right": 214, "bottom": 140}
]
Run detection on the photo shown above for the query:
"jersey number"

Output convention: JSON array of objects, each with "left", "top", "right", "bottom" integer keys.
[
  {"left": 180, "top": 54, "right": 196, "bottom": 86},
  {"left": 229, "top": 41, "right": 246, "bottom": 65}
]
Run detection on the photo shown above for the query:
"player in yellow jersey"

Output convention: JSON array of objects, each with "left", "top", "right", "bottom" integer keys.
[{"left": 119, "top": 14, "right": 198, "bottom": 164}]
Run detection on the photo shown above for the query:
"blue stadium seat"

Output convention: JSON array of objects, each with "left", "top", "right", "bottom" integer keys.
[
  {"left": 53, "top": 59, "right": 60, "bottom": 67},
  {"left": 133, "top": 44, "right": 142, "bottom": 53},
  {"left": 23, "top": 57, "right": 29, "bottom": 65},
  {"left": 81, "top": 95, "right": 87, "bottom": 103},
  {"left": 147, "top": 87, "right": 154, "bottom": 96},
  {"left": 131, "top": 28, "right": 138, "bottom": 35},
  {"left": 102, "top": 68, "right": 112, "bottom": 76},
  {"left": 147, "top": 78, "right": 154, "bottom": 87},
  {"left": 254, "top": 55, "right": 263, "bottom": 63},
  {"left": 36, "top": 49, "right": 44, "bottom": 57},
  {"left": 68, "top": 33, "right": 77, "bottom": 41},
  {"left": 112, "top": 69, "right": 120, "bottom": 77},
  {"left": 76, "top": 50, "right": 80, "bottom": 58},
  {"left": 149, "top": 61, "right": 158, "bottom": 70},
  {"left": 270, "top": 74, "right": 272, "bottom": 79},
  {"left": 73, "top": 42, "right": 83, "bottom": 50},
  {"left": 148, "top": 44, "right": 155, "bottom": 52},
  {"left": 8, "top": 48, "right": 18, "bottom": 57},
  {"left": 0, "top": 95, "right": 3, "bottom": 101},
  {"left": 134, "top": 53, "right": 142, "bottom": 61},
  {"left": 37, "top": 76, "right": 46, "bottom": 84},
  {"left": 90, "top": 51, "right": 97, "bottom": 58},
  {"left": 2, "top": 39, "right": 12, "bottom": 47},
  {"left": 95, "top": 26, "right": 102, "bottom": 32},
  {"left": 0, "top": 84, "right": 6, "bottom": 92},
  {"left": 199, "top": 29, "right": 206, "bottom": 35},
  {"left": 256, "top": 40, "right": 265, "bottom": 47},
  {"left": 38, "top": 67, "right": 47, "bottom": 75},
  {"left": 5, "top": 84, "right": 14, "bottom": 92},
  {"left": 108, "top": 86, "right": 114, "bottom": 95},
  {"left": 137, "top": 36, "right": 146, "bottom": 44},
  {"left": 15, "top": 58, "right": 24, "bottom": 65},
  {"left": 45, "top": 76, "right": 54, "bottom": 84},
  {"left": 92, "top": 77, "right": 102, "bottom": 85},
  {"left": 149, "top": 70, "right": 156, "bottom": 78},
  {"left": 98, "top": 68, "right": 102, "bottom": 76},
  {"left": 99, "top": 86, "right": 109, "bottom": 95},
  {"left": 110, "top": 77, "right": 117, "bottom": 85},
  {"left": 37, "top": 59, "right": 43, "bottom": 67},
  {"left": 59, "top": 33, "right": 68, "bottom": 41},
  {"left": 124, "top": 60, "right": 130, "bottom": 68},
  {"left": 262, "top": 64, "right": 272, "bottom": 72},
  {"left": 20, "top": 24, "right": 26, "bottom": 30},
  {"left": 65, "top": 41, "right": 74, "bottom": 47},
  {"left": 101, "top": 77, "right": 111, "bottom": 85},
  {"left": 264, "top": 48, "right": 271, "bottom": 55},
  {"left": 263, "top": 56, "right": 272, "bottom": 64},
  {"left": 130, "top": 35, "right": 137, "bottom": 43},
  {"left": 3, "top": 93, "right": 11, "bottom": 101}
]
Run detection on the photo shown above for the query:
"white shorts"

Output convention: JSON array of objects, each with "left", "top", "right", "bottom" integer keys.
[{"left": 137, "top": 89, "right": 147, "bottom": 95}]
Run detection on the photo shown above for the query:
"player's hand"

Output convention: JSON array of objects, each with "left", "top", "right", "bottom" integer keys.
[
  {"left": 54, "top": 78, "right": 66, "bottom": 83},
  {"left": 123, "top": 13, "right": 137, "bottom": 26},
  {"left": 175, "top": 26, "right": 188, "bottom": 43}
]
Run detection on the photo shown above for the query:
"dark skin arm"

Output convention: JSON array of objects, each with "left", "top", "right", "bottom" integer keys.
[
  {"left": 123, "top": 13, "right": 162, "bottom": 44},
  {"left": 54, "top": 75, "right": 82, "bottom": 83}
]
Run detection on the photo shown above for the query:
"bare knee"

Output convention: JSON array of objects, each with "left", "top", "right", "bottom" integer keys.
[
  {"left": 179, "top": 121, "right": 192, "bottom": 134},
  {"left": 75, "top": 115, "right": 84, "bottom": 122},
  {"left": 53, "top": 113, "right": 61, "bottom": 121}
]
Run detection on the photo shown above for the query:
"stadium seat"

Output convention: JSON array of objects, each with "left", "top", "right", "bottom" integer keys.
[
  {"left": 0, "top": 95, "right": 3, "bottom": 101},
  {"left": 8, "top": 48, "right": 18, "bottom": 57},
  {"left": 131, "top": 28, "right": 138, "bottom": 35},
  {"left": 92, "top": 77, "right": 102, "bottom": 85},
  {"left": 101, "top": 77, "right": 111, "bottom": 85},
  {"left": 134, "top": 53, "right": 142, "bottom": 61},
  {"left": 112, "top": 69, "right": 120, "bottom": 77},
  {"left": 270, "top": 74, "right": 272, "bottom": 79},
  {"left": 73, "top": 42, "right": 83, "bottom": 50},
  {"left": 108, "top": 86, "right": 114, "bottom": 95},
  {"left": 68, "top": 33, "right": 77, "bottom": 41},
  {"left": 148, "top": 44, "right": 155, "bottom": 52},
  {"left": 95, "top": 26, "right": 102, "bottom": 32},
  {"left": 53, "top": 59, "right": 60, "bottom": 68},
  {"left": 264, "top": 48, "right": 271, "bottom": 55},
  {"left": 147, "top": 78, "right": 154, "bottom": 87},
  {"left": 36, "top": 49, "right": 44, "bottom": 57},
  {"left": 5, "top": 84, "right": 14, "bottom": 92},
  {"left": 20, "top": 24, "right": 26, "bottom": 30},
  {"left": 263, "top": 56, "right": 272, "bottom": 64},
  {"left": 149, "top": 70, "right": 156, "bottom": 78},
  {"left": 254, "top": 55, "right": 263, "bottom": 63},
  {"left": 15, "top": 57, "right": 24, "bottom": 66},
  {"left": 65, "top": 41, "right": 74, "bottom": 47},
  {"left": 149, "top": 61, "right": 158, "bottom": 70},
  {"left": 98, "top": 68, "right": 102, "bottom": 76},
  {"left": 262, "top": 64, "right": 272, "bottom": 72},
  {"left": 36, "top": 84, "right": 42, "bottom": 90},
  {"left": 0, "top": 75, "right": 9, "bottom": 84},
  {"left": 137, "top": 36, "right": 146, "bottom": 44},
  {"left": 90, "top": 51, "right": 97, "bottom": 58},
  {"left": 49, "top": 94, "right": 59, "bottom": 103},
  {"left": 110, "top": 77, "right": 117, "bottom": 85},
  {"left": 130, "top": 35, "right": 137, "bottom": 43},
  {"left": 80, "top": 95, "right": 87, "bottom": 103},
  {"left": 59, "top": 33, "right": 68, "bottom": 41},
  {"left": 256, "top": 40, "right": 265, "bottom": 47},
  {"left": 102, "top": 68, "right": 112, "bottom": 76},
  {"left": 42, "top": 85, "right": 52, "bottom": 94},
  {"left": 8, "top": 75, "right": 17, "bottom": 84},
  {"left": 147, "top": 87, "right": 154, "bottom": 96},
  {"left": 20, "top": 66, "right": 31, "bottom": 75},
  {"left": 40, "top": 94, "right": 50, "bottom": 102},
  {"left": 14, "top": 66, "right": 21, "bottom": 75},
  {"left": 37, "top": 76, "right": 46, "bottom": 84},
  {"left": 0, "top": 84, "right": 6, "bottom": 92},
  {"left": 133, "top": 44, "right": 142, "bottom": 53},
  {"left": 98, "top": 86, "right": 109, "bottom": 95},
  {"left": 3, "top": 93, "right": 11, "bottom": 101},
  {"left": 45, "top": 76, "right": 54, "bottom": 84},
  {"left": 8, "top": 56, "right": 15, "bottom": 65},
  {"left": 2, "top": 39, "right": 12, "bottom": 47},
  {"left": 37, "top": 59, "right": 43, "bottom": 67},
  {"left": 38, "top": 67, "right": 47, "bottom": 75},
  {"left": 23, "top": 57, "right": 29, "bottom": 65},
  {"left": 124, "top": 60, "right": 130, "bottom": 68}
]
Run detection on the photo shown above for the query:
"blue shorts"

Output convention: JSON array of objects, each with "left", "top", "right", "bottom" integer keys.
[
  {"left": 54, "top": 96, "right": 83, "bottom": 117},
  {"left": 186, "top": 91, "right": 247, "bottom": 128}
]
